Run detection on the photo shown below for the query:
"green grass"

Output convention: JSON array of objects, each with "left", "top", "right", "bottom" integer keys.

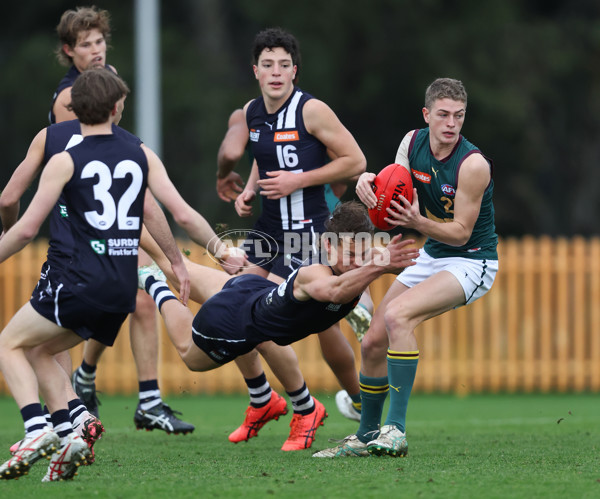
[{"left": 0, "top": 393, "right": 599, "bottom": 498}]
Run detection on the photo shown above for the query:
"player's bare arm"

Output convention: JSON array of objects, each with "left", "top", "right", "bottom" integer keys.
[
  {"left": 387, "top": 153, "right": 491, "bottom": 246},
  {"left": 295, "top": 235, "right": 418, "bottom": 304},
  {"left": 257, "top": 99, "right": 366, "bottom": 199},
  {"left": 0, "top": 129, "right": 48, "bottom": 233},
  {"left": 216, "top": 109, "right": 247, "bottom": 202},
  {"left": 234, "top": 159, "right": 260, "bottom": 217},
  {"left": 142, "top": 190, "right": 190, "bottom": 305},
  {"left": 143, "top": 145, "right": 247, "bottom": 273},
  {"left": 53, "top": 88, "right": 78, "bottom": 123},
  {"left": 0, "top": 152, "right": 73, "bottom": 263}
]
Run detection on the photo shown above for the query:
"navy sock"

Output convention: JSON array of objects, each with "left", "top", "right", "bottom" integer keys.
[
  {"left": 244, "top": 373, "right": 272, "bottom": 408},
  {"left": 21, "top": 403, "right": 47, "bottom": 437},
  {"left": 139, "top": 379, "right": 162, "bottom": 411},
  {"left": 286, "top": 383, "right": 314, "bottom": 415}
]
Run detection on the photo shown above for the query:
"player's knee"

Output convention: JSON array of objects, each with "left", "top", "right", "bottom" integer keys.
[
  {"left": 133, "top": 290, "right": 158, "bottom": 317},
  {"left": 383, "top": 300, "right": 407, "bottom": 331},
  {"left": 360, "top": 326, "right": 388, "bottom": 362}
]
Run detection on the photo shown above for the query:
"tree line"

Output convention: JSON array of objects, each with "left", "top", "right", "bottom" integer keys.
[{"left": 2, "top": 0, "right": 599, "bottom": 237}]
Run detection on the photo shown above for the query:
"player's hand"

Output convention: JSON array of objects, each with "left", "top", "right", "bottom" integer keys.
[
  {"left": 171, "top": 260, "right": 190, "bottom": 306},
  {"left": 372, "top": 234, "right": 418, "bottom": 271},
  {"left": 216, "top": 172, "right": 244, "bottom": 203},
  {"left": 257, "top": 170, "right": 302, "bottom": 199},
  {"left": 220, "top": 248, "right": 248, "bottom": 275},
  {"left": 355, "top": 172, "right": 377, "bottom": 208},
  {"left": 384, "top": 188, "right": 419, "bottom": 228},
  {"left": 234, "top": 190, "right": 256, "bottom": 217}
]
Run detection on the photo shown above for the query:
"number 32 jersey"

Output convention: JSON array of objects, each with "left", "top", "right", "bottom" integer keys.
[
  {"left": 246, "top": 87, "right": 329, "bottom": 241},
  {"left": 60, "top": 134, "right": 148, "bottom": 313}
]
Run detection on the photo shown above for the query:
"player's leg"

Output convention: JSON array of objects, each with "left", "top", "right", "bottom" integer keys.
[
  {"left": 138, "top": 265, "right": 218, "bottom": 372},
  {"left": 132, "top": 249, "right": 195, "bottom": 434},
  {"left": 317, "top": 323, "right": 362, "bottom": 422},
  {"left": 255, "top": 269, "right": 327, "bottom": 450},
  {"left": 140, "top": 227, "right": 230, "bottom": 303},
  {"left": 72, "top": 339, "right": 104, "bottom": 417},
  {"left": 363, "top": 273, "right": 458, "bottom": 457},
  {"left": 0, "top": 303, "right": 89, "bottom": 479},
  {"left": 312, "top": 279, "right": 404, "bottom": 458},
  {"left": 368, "top": 259, "right": 496, "bottom": 457},
  {"left": 226, "top": 265, "right": 290, "bottom": 444},
  {"left": 26, "top": 344, "right": 104, "bottom": 464},
  {"left": 228, "top": 349, "right": 289, "bottom": 443}
]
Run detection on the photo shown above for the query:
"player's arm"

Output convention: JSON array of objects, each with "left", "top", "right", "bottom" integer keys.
[
  {"left": 142, "top": 145, "right": 247, "bottom": 273},
  {"left": 294, "top": 235, "right": 418, "bottom": 304},
  {"left": 216, "top": 108, "right": 247, "bottom": 202},
  {"left": 257, "top": 99, "right": 366, "bottom": 199},
  {"left": 356, "top": 131, "right": 414, "bottom": 209},
  {"left": 142, "top": 190, "right": 190, "bottom": 305},
  {"left": 53, "top": 88, "right": 78, "bottom": 123},
  {"left": 0, "top": 152, "right": 73, "bottom": 263},
  {"left": 234, "top": 159, "right": 259, "bottom": 217},
  {"left": 0, "top": 129, "right": 47, "bottom": 234},
  {"left": 387, "top": 153, "right": 491, "bottom": 246}
]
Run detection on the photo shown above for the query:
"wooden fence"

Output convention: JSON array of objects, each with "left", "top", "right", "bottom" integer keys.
[{"left": 1, "top": 236, "right": 599, "bottom": 395}]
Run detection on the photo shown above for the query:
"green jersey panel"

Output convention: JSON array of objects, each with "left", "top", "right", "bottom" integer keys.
[{"left": 407, "top": 128, "right": 498, "bottom": 260}]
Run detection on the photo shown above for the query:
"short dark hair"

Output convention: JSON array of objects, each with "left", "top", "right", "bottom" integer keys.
[
  {"left": 424, "top": 78, "right": 467, "bottom": 109},
  {"left": 252, "top": 27, "right": 301, "bottom": 82},
  {"left": 55, "top": 6, "right": 111, "bottom": 66},
  {"left": 69, "top": 68, "right": 129, "bottom": 124},
  {"left": 324, "top": 201, "right": 374, "bottom": 237}
]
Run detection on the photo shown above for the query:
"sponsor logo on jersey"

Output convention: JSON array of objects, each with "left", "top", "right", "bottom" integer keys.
[
  {"left": 326, "top": 303, "right": 342, "bottom": 312},
  {"left": 411, "top": 169, "right": 431, "bottom": 183},
  {"left": 249, "top": 128, "right": 260, "bottom": 142},
  {"left": 441, "top": 184, "right": 456, "bottom": 196},
  {"left": 274, "top": 131, "right": 299, "bottom": 142},
  {"left": 59, "top": 204, "right": 68, "bottom": 218},
  {"left": 106, "top": 238, "right": 139, "bottom": 256},
  {"left": 90, "top": 239, "right": 106, "bottom": 255}
]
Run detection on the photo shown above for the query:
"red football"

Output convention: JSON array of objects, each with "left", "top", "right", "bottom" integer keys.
[{"left": 368, "top": 163, "right": 413, "bottom": 230}]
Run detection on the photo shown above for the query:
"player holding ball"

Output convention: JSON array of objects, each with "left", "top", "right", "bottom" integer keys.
[{"left": 314, "top": 77, "right": 499, "bottom": 458}]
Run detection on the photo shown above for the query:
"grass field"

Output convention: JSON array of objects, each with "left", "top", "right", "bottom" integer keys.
[{"left": 0, "top": 392, "right": 598, "bottom": 498}]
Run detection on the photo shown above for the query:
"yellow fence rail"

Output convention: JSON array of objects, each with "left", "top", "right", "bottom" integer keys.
[{"left": 1, "top": 236, "right": 599, "bottom": 395}]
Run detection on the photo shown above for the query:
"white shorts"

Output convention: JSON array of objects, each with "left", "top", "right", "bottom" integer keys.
[{"left": 397, "top": 248, "right": 498, "bottom": 306}]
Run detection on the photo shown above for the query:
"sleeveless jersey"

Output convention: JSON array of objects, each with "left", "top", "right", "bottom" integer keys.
[
  {"left": 44, "top": 120, "right": 142, "bottom": 269},
  {"left": 246, "top": 267, "right": 360, "bottom": 345},
  {"left": 49, "top": 65, "right": 113, "bottom": 124},
  {"left": 59, "top": 134, "right": 148, "bottom": 313},
  {"left": 246, "top": 87, "right": 329, "bottom": 242},
  {"left": 407, "top": 128, "right": 498, "bottom": 260},
  {"left": 49, "top": 66, "right": 79, "bottom": 124}
]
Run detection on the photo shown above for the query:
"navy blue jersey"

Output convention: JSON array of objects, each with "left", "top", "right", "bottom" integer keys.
[
  {"left": 246, "top": 87, "right": 329, "bottom": 241},
  {"left": 250, "top": 267, "right": 360, "bottom": 344},
  {"left": 59, "top": 134, "right": 148, "bottom": 313},
  {"left": 49, "top": 65, "right": 114, "bottom": 124},
  {"left": 49, "top": 66, "right": 79, "bottom": 124},
  {"left": 44, "top": 120, "right": 142, "bottom": 269},
  {"left": 193, "top": 270, "right": 360, "bottom": 364}
]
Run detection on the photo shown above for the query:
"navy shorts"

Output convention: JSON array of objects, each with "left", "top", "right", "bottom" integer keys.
[
  {"left": 30, "top": 262, "right": 128, "bottom": 346},
  {"left": 191, "top": 275, "right": 275, "bottom": 364}
]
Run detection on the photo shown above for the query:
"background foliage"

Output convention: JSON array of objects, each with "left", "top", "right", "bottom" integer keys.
[{"left": 2, "top": 0, "right": 600, "bottom": 237}]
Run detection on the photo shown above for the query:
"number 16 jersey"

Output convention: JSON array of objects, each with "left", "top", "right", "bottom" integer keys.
[{"left": 247, "top": 87, "right": 329, "bottom": 242}]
